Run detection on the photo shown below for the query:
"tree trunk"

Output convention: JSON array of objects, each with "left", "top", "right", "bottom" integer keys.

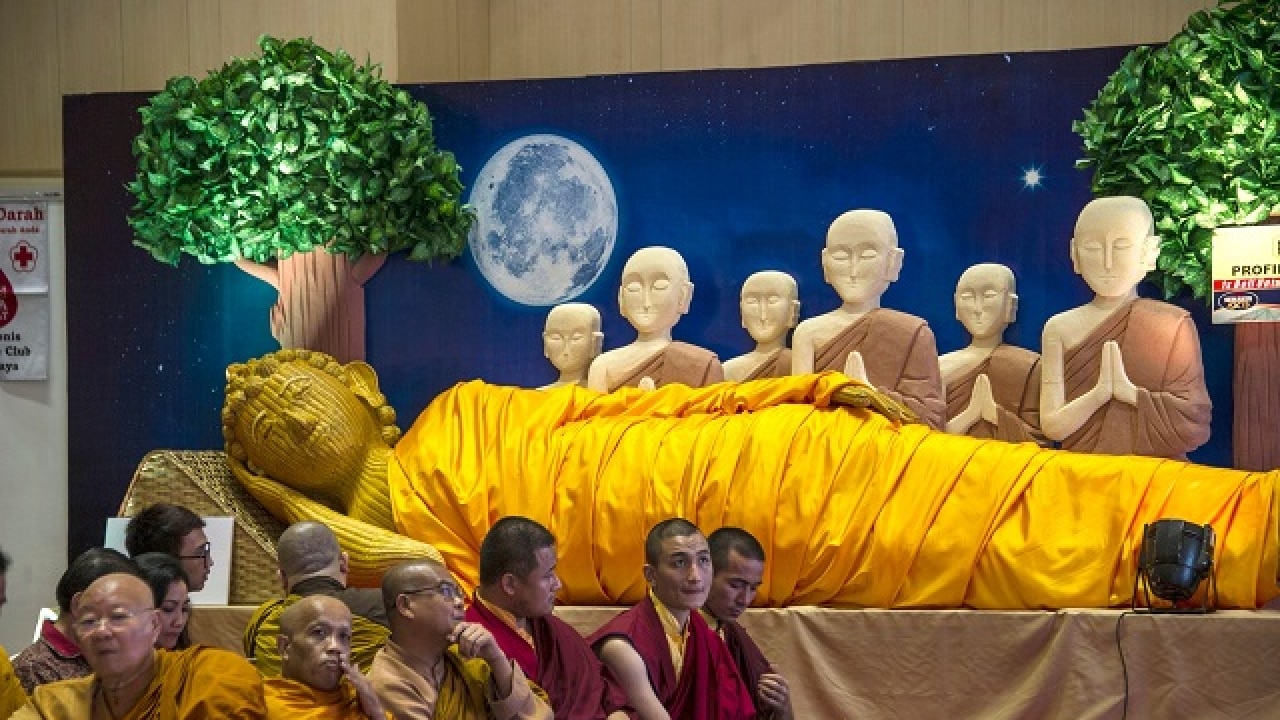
[
  {"left": 1234, "top": 323, "right": 1280, "bottom": 470},
  {"left": 237, "top": 250, "right": 386, "bottom": 363}
]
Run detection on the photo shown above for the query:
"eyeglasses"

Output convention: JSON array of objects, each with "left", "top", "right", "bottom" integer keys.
[
  {"left": 180, "top": 542, "right": 211, "bottom": 563},
  {"left": 399, "top": 581, "right": 464, "bottom": 602},
  {"left": 74, "top": 609, "right": 153, "bottom": 635}
]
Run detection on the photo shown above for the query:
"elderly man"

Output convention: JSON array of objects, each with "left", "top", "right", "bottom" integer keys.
[
  {"left": 125, "top": 502, "right": 214, "bottom": 592},
  {"left": 465, "top": 517, "right": 629, "bottom": 719},
  {"left": 369, "top": 559, "right": 551, "bottom": 719},
  {"left": 13, "top": 548, "right": 138, "bottom": 692},
  {"left": 246, "top": 522, "right": 389, "bottom": 675},
  {"left": 14, "top": 572, "right": 264, "bottom": 718},
  {"left": 589, "top": 519, "right": 754, "bottom": 720},
  {"left": 703, "top": 528, "right": 793, "bottom": 720},
  {"left": 264, "top": 595, "right": 387, "bottom": 718}
]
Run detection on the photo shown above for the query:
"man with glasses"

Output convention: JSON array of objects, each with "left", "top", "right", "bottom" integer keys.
[
  {"left": 264, "top": 595, "right": 387, "bottom": 719},
  {"left": 125, "top": 502, "right": 214, "bottom": 592},
  {"left": 368, "top": 559, "right": 551, "bottom": 719},
  {"left": 465, "top": 517, "right": 629, "bottom": 720},
  {"left": 246, "top": 522, "right": 390, "bottom": 675},
  {"left": 13, "top": 572, "right": 265, "bottom": 718}
]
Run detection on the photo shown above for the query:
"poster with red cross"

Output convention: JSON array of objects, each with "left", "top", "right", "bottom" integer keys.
[{"left": 1, "top": 201, "right": 49, "bottom": 380}]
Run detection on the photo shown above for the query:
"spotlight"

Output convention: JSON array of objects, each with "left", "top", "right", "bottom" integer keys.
[{"left": 1132, "top": 519, "right": 1217, "bottom": 613}]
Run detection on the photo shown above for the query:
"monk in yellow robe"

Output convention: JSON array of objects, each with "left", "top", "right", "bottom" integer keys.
[
  {"left": 0, "top": 651, "right": 26, "bottom": 719},
  {"left": 224, "top": 349, "right": 1276, "bottom": 611},
  {"left": 264, "top": 595, "right": 389, "bottom": 719},
  {"left": 246, "top": 522, "right": 389, "bottom": 676},
  {"left": 13, "top": 572, "right": 265, "bottom": 719}
]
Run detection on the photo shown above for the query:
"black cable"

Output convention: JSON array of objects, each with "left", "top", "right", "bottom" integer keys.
[{"left": 1115, "top": 610, "right": 1135, "bottom": 720}]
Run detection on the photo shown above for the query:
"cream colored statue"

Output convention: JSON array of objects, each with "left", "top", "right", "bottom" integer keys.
[
  {"left": 586, "top": 246, "right": 724, "bottom": 392},
  {"left": 540, "top": 303, "right": 603, "bottom": 390},
  {"left": 791, "top": 209, "right": 946, "bottom": 428},
  {"left": 940, "top": 263, "right": 1044, "bottom": 444},
  {"left": 723, "top": 271, "right": 800, "bottom": 381},
  {"left": 1040, "top": 196, "right": 1211, "bottom": 458}
]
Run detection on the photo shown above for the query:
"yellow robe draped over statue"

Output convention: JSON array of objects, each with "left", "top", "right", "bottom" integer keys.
[{"left": 390, "top": 373, "right": 1278, "bottom": 609}]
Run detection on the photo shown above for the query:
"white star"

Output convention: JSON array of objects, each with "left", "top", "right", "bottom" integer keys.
[{"left": 1022, "top": 165, "right": 1044, "bottom": 189}]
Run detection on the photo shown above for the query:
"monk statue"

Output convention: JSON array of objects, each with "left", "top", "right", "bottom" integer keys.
[
  {"left": 540, "top": 303, "right": 603, "bottom": 390},
  {"left": 1040, "top": 196, "right": 1212, "bottom": 459},
  {"left": 939, "top": 263, "right": 1044, "bottom": 444},
  {"left": 791, "top": 210, "right": 947, "bottom": 429},
  {"left": 225, "top": 349, "right": 1278, "bottom": 612},
  {"left": 723, "top": 271, "right": 799, "bottom": 382},
  {"left": 585, "top": 247, "right": 724, "bottom": 392}
]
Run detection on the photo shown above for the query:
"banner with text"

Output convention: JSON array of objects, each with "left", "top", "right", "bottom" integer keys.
[
  {"left": 1212, "top": 224, "right": 1280, "bottom": 325},
  {"left": 0, "top": 202, "right": 50, "bottom": 379}
]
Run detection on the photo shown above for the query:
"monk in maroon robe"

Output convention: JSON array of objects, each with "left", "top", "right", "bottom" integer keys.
[
  {"left": 704, "top": 528, "right": 793, "bottom": 719},
  {"left": 589, "top": 519, "right": 754, "bottom": 720},
  {"left": 466, "top": 517, "right": 630, "bottom": 720}
]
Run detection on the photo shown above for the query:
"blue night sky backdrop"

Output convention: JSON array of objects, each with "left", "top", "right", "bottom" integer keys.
[{"left": 63, "top": 46, "right": 1237, "bottom": 556}]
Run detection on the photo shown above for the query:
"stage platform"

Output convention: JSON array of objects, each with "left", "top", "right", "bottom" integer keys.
[{"left": 189, "top": 604, "right": 1280, "bottom": 719}]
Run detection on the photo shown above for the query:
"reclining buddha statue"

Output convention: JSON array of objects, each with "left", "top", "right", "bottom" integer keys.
[{"left": 225, "top": 348, "right": 1279, "bottom": 609}]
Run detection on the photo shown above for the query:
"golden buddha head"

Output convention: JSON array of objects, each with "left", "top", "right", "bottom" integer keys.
[{"left": 223, "top": 349, "right": 400, "bottom": 496}]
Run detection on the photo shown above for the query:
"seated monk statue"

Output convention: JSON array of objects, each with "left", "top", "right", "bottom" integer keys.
[
  {"left": 791, "top": 210, "right": 947, "bottom": 429},
  {"left": 939, "top": 263, "right": 1044, "bottom": 444},
  {"left": 14, "top": 572, "right": 266, "bottom": 719},
  {"left": 1040, "top": 196, "right": 1211, "bottom": 458},
  {"left": 226, "top": 349, "right": 1277, "bottom": 611},
  {"left": 722, "top": 271, "right": 800, "bottom": 382},
  {"left": 540, "top": 303, "right": 603, "bottom": 390},
  {"left": 585, "top": 247, "right": 723, "bottom": 392}
]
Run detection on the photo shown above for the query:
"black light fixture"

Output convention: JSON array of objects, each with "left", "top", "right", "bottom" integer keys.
[{"left": 1132, "top": 519, "right": 1217, "bottom": 613}]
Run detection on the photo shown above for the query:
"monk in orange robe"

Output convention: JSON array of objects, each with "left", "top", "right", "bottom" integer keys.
[
  {"left": 263, "top": 595, "right": 388, "bottom": 719},
  {"left": 590, "top": 519, "right": 755, "bottom": 720},
  {"left": 13, "top": 573, "right": 265, "bottom": 719},
  {"left": 464, "top": 517, "right": 630, "bottom": 720},
  {"left": 945, "top": 345, "right": 1043, "bottom": 444}
]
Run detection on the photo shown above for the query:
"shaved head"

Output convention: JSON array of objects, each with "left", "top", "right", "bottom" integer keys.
[
  {"left": 73, "top": 573, "right": 161, "bottom": 682},
  {"left": 278, "top": 595, "right": 352, "bottom": 690},
  {"left": 277, "top": 522, "right": 344, "bottom": 582},
  {"left": 381, "top": 559, "right": 445, "bottom": 616}
]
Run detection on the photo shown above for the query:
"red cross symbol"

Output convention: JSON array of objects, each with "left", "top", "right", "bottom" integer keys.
[{"left": 10, "top": 241, "right": 36, "bottom": 272}]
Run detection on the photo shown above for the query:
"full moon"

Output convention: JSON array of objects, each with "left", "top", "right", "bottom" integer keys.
[{"left": 468, "top": 134, "right": 618, "bottom": 306}]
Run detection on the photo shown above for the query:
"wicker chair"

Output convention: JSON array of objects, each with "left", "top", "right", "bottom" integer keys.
[{"left": 120, "top": 450, "right": 285, "bottom": 605}]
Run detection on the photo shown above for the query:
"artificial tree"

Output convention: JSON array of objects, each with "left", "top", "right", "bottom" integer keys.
[
  {"left": 1074, "top": 0, "right": 1280, "bottom": 470},
  {"left": 127, "top": 36, "right": 472, "bottom": 362}
]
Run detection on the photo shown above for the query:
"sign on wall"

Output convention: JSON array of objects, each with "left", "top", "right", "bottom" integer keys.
[
  {"left": 1212, "top": 224, "right": 1280, "bottom": 324},
  {"left": 0, "top": 201, "right": 49, "bottom": 379}
]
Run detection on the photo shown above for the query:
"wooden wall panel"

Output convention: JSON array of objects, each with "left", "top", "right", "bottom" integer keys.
[
  {"left": 121, "top": 0, "right": 191, "bottom": 91},
  {"left": 58, "top": 0, "right": 123, "bottom": 93},
  {"left": 0, "top": 0, "right": 61, "bottom": 174},
  {"left": 489, "top": 0, "right": 634, "bottom": 79},
  {"left": 903, "top": 0, "right": 972, "bottom": 58},
  {"left": 0, "top": 0, "right": 1234, "bottom": 176}
]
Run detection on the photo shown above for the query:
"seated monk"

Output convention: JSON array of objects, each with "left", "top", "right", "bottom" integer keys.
[
  {"left": 1040, "top": 196, "right": 1211, "bottom": 458},
  {"left": 13, "top": 572, "right": 266, "bottom": 719},
  {"left": 940, "top": 263, "right": 1044, "bottom": 444},
  {"left": 703, "top": 528, "right": 793, "bottom": 720},
  {"left": 722, "top": 271, "right": 800, "bottom": 381},
  {"left": 589, "top": 519, "right": 755, "bottom": 720},
  {"left": 540, "top": 303, "right": 604, "bottom": 390},
  {"left": 264, "top": 596, "right": 388, "bottom": 719},
  {"left": 225, "top": 349, "right": 1277, "bottom": 610},
  {"left": 368, "top": 559, "right": 552, "bottom": 719},
  {"left": 465, "top": 517, "right": 630, "bottom": 720},
  {"left": 586, "top": 247, "right": 723, "bottom": 392},
  {"left": 246, "top": 522, "right": 389, "bottom": 675},
  {"left": 791, "top": 209, "right": 947, "bottom": 429}
]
